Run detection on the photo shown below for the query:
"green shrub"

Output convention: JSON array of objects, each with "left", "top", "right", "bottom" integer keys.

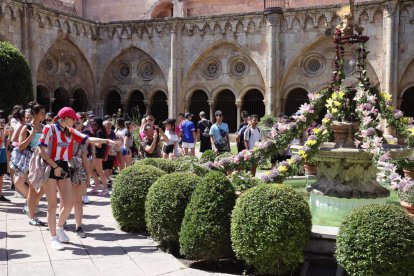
[
  {"left": 214, "top": 152, "right": 233, "bottom": 162},
  {"left": 179, "top": 171, "right": 236, "bottom": 260},
  {"left": 175, "top": 156, "right": 209, "bottom": 176},
  {"left": 200, "top": 150, "right": 217, "bottom": 163},
  {"left": 135, "top": 158, "right": 177, "bottom": 173},
  {"left": 145, "top": 172, "right": 202, "bottom": 251},
  {"left": 229, "top": 171, "right": 263, "bottom": 193},
  {"left": 231, "top": 184, "right": 312, "bottom": 275},
  {"left": 0, "top": 41, "right": 33, "bottom": 114},
  {"left": 336, "top": 204, "right": 414, "bottom": 276},
  {"left": 111, "top": 164, "right": 166, "bottom": 232}
]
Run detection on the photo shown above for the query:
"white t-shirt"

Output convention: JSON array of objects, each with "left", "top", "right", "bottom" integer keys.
[
  {"left": 165, "top": 129, "right": 179, "bottom": 146},
  {"left": 244, "top": 127, "right": 261, "bottom": 149}
]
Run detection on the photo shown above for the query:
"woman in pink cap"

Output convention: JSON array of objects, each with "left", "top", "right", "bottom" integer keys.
[{"left": 38, "top": 107, "right": 118, "bottom": 251}]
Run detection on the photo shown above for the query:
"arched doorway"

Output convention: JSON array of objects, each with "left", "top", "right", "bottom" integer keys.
[
  {"left": 401, "top": 87, "right": 414, "bottom": 118},
  {"left": 36, "top": 86, "right": 50, "bottom": 111},
  {"left": 284, "top": 88, "right": 308, "bottom": 116},
  {"left": 215, "top": 90, "right": 237, "bottom": 132},
  {"left": 150, "top": 91, "right": 168, "bottom": 125},
  {"left": 242, "top": 89, "right": 265, "bottom": 119},
  {"left": 189, "top": 90, "right": 210, "bottom": 123},
  {"left": 72, "top": 89, "right": 88, "bottom": 112},
  {"left": 151, "top": 2, "right": 173, "bottom": 18},
  {"left": 128, "top": 90, "right": 146, "bottom": 121},
  {"left": 105, "top": 91, "right": 123, "bottom": 117},
  {"left": 52, "top": 88, "right": 70, "bottom": 114}
]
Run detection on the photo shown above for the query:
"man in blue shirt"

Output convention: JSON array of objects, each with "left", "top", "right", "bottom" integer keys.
[
  {"left": 209, "top": 110, "right": 230, "bottom": 153},
  {"left": 180, "top": 113, "right": 196, "bottom": 156}
]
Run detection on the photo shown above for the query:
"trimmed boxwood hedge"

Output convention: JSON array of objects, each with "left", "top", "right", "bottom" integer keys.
[
  {"left": 336, "top": 204, "right": 414, "bottom": 276},
  {"left": 231, "top": 184, "right": 312, "bottom": 275},
  {"left": 174, "top": 156, "right": 209, "bottom": 176},
  {"left": 200, "top": 149, "right": 217, "bottom": 163},
  {"left": 145, "top": 172, "right": 202, "bottom": 252},
  {"left": 111, "top": 164, "right": 165, "bottom": 232},
  {"left": 0, "top": 41, "right": 33, "bottom": 114},
  {"left": 179, "top": 171, "right": 236, "bottom": 260},
  {"left": 135, "top": 158, "right": 177, "bottom": 173}
]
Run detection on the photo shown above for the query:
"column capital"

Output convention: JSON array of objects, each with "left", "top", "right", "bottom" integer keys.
[
  {"left": 383, "top": 1, "right": 398, "bottom": 17},
  {"left": 235, "top": 100, "right": 243, "bottom": 108}
]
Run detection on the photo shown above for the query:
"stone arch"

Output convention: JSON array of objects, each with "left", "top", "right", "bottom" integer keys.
[
  {"left": 241, "top": 89, "right": 265, "bottom": 120},
  {"left": 128, "top": 90, "right": 146, "bottom": 119},
  {"left": 105, "top": 90, "right": 123, "bottom": 117},
  {"left": 150, "top": 91, "right": 168, "bottom": 124},
  {"left": 189, "top": 90, "right": 210, "bottom": 122},
  {"left": 99, "top": 46, "right": 168, "bottom": 102},
  {"left": 185, "top": 85, "right": 212, "bottom": 103},
  {"left": 214, "top": 89, "right": 237, "bottom": 132},
  {"left": 37, "top": 38, "right": 95, "bottom": 101},
  {"left": 398, "top": 57, "right": 414, "bottom": 96},
  {"left": 36, "top": 85, "right": 50, "bottom": 112},
  {"left": 52, "top": 88, "right": 70, "bottom": 114},
  {"left": 400, "top": 87, "right": 414, "bottom": 118},
  {"left": 151, "top": 1, "right": 173, "bottom": 19},
  {"left": 72, "top": 89, "right": 88, "bottom": 112},
  {"left": 284, "top": 88, "right": 309, "bottom": 117}
]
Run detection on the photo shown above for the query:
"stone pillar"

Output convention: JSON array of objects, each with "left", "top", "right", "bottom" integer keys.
[
  {"left": 382, "top": 1, "right": 399, "bottom": 107},
  {"left": 235, "top": 100, "right": 242, "bottom": 128},
  {"left": 173, "top": 0, "right": 187, "bottom": 17},
  {"left": 143, "top": 100, "right": 150, "bottom": 115},
  {"left": 265, "top": 12, "right": 283, "bottom": 115},
  {"left": 208, "top": 100, "right": 215, "bottom": 123},
  {"left": 167, "top": 22, "right": 181, "bottom": 118}
]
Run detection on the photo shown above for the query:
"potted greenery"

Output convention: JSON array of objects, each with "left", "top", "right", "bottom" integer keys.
[{"left": 399, "top": 157, "right": 414, "bottom": 179}]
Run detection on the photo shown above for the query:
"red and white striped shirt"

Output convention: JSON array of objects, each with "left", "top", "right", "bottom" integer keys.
[{"left": 39, "top": 123, "right": 89, "bottom": 161}]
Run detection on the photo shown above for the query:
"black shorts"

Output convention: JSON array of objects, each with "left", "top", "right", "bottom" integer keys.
[
  {"left": 49, "top": 160, "right": 71, "bottom": 180},
  {"left": 103, "top": 156, "right": 115, "bottom": 170},
  {"left": 162, "top": 144, "right": 174, "bottom": 154},
  {"left": 0, "top": 162, "right": 7, "bottom": 176}
]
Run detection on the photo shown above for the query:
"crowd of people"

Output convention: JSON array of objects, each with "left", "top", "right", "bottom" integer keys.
[{"left": 0, "top": 102, "right": 264, "bottom": 251}]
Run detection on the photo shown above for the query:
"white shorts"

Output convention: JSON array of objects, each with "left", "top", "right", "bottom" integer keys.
[{"left": 182, "top": 142, "right": 195, "bottom": 149}]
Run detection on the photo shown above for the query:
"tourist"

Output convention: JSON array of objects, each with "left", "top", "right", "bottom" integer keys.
[
  {"left": 24, "top": 109, "right": 33, "bottom": 124},
  {"left": 140, "top": 124, "right": 168, "bottom": 158},
  {"left": 115, "top": 118, "right": 129, "bottom": 170},
  {"left": 91, "top": 118, "right": 110, "bottom": 196},
  {"left": 18, "top": 102, "right": 47, "bottom": 225},
  {"left": 209, "top": 110, "right": 230, "bottom": 153},
  {"left": 180, "top": 113, "right": 196, "bottom": 156},
  {"left": 196, "top": 111, "right": 212, "bottom": 153},
  {"left": 103, "top": 120, "right": 116, "bottom": 186},
  {"left": 38, "top": 107, "right": 117, "bottom": 250},
  {"left": 162, "top": 118, "right": 179, "bottom": 160},
  {"left": 124, "top": 121, "right": 136, "bottom": 166},
  {"left": 176, "top": 113, "right": 185, "bottom": 156},
  {"left": 243, "top": 114, "right": 261, "bottom": 176},
  {"left": 44, "top": 112, "right": 54, "bottom": 125},
  {"left": 236, "top": 115, "right": 250, "bottom": 153},
  {"left": 70, "top": 117, "right": 89, "bottom": 238},
  {"left": 139, "top": 115, "right": 155, "bottom": 140},
  {"left": 0, "top": 113, "right": 10, "bottom": 202}
]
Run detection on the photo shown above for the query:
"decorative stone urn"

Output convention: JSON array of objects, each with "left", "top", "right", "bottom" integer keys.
[{"left": 330, "top": 121, "right": 360, "bottom": 148}]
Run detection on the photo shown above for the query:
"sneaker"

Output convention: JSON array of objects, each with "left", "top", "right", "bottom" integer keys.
[
  {"left": 82, "top": 195, "right": 90, "bottom": 204},
  {"left": 29, "top": 218, "right": 47, "bottom": 226},
  {"left": 97, "top": 189, "right": 109, "bottom": 196},
  {"left": 50, "top": 236, "right": 64, "bottom": 251},
  {"left": 75, "top": 227, "right": 86, "bottom": 238},
  {"left": 0, "top": 195, "right": 10, "bottom": 202},
  {"left": 22, "top": 204, "right": 29, "bottom": 216},
  {"left": 56, "top": 227, "right": 70, "bottom": 243}
]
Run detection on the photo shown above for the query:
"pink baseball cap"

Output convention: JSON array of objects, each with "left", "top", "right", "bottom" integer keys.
[{"left": 58, "top": 107, "right": 81, "bottom": 120}]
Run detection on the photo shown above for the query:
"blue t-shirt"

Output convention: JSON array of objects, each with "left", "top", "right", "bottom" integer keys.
[
  {"left": 209, "top": 123, "right": 229, "bottom": 142},
  {"left": 181, "top": 120, "right": 196, "bottom": 143}
]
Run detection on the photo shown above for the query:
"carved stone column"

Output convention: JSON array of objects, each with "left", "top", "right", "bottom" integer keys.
[
  {"left": 143, "top": 100, "right": 150, "bottom": 115},
  {"left": 235, "top": 100, "right": 242, "bottom": 128},
  {"left": 266, "top": 12, "right": 283, "bottom": 115},
  {"left": 208, "top": 100, "right": 215, "bottom": 122},
  {"left": 168, "top": 22, "right": 181, "bottom": 118}
]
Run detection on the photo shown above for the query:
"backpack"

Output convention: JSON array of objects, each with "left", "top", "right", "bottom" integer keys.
[{"left": 201, "top": 120, "right": 210, "bottom": 137}]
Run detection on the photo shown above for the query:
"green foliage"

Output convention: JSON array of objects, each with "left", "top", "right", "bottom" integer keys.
[
  {"left": 214, "top": 152, "right": 233, "bottom": 162},
  {"left": 258, "top": 114, "right": 277, "bottom": 130},
  {"left": 111, "top": 164, "right": 166, "bottom": 232},
  {"left": 229, "top": 171, "right": 262, "bottom": 193},
  {"left": 231, "top": 184, "right": 312, "bottom": 275},
  {"left": 179, "top": 171, "right": 236, "bottom": 260},
  {"left": 200, "top": 150, "right": 217, "bottom": 163},
  {"left": 174, "top": 156, "right": 209, "bottom": 176},
  {"left": 336, "top": 204, "right": 414, "bottom": 276},
  {"left": 135, "top": 158, "right": 177, "bottom": 173},
  {"left": 0, "top": 41, "right": 33, "bottom": 113},
  {"left": 145, "top": 172, "right": 202, "bottom": 251}
]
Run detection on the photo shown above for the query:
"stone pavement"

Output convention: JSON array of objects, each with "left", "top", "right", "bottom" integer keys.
[{"left": 0, "top": 179, "right": 234, "bottom": 276}]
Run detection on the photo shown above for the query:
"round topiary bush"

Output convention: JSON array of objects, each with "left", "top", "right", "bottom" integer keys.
[
  {"left": 336, "top": 204, "right": 414, "bottom": 276},
  {"left": 174, "top": 156, "right": 209, "bottom": 177},
  {"left": 111, "top": 164, "right": 166, "bottom": 232},
  {"left": 145, "top": 172, "right": 202, "bottom": 252},
  {"left": 0, "top": 41, "right": 33, "bottom": 114},
  {"left": 231, "top": 184, "right": 312, "bottom": 275},
  {"left": 179, "top": 171, "right": 236, "bottom": 260},
  {"left": 135, "top": 158, "right": 177, "bottom": 173},
  {"left": 200, "top": 150, "right": 217, "bottom": 163}
]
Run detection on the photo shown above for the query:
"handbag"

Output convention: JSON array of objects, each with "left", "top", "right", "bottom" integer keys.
[
  {"left": 28, "top": 125, "right": 55, "bottom": 189},
  {"left": 10, "top": 147, "right": 32, "bottom": 173}
]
